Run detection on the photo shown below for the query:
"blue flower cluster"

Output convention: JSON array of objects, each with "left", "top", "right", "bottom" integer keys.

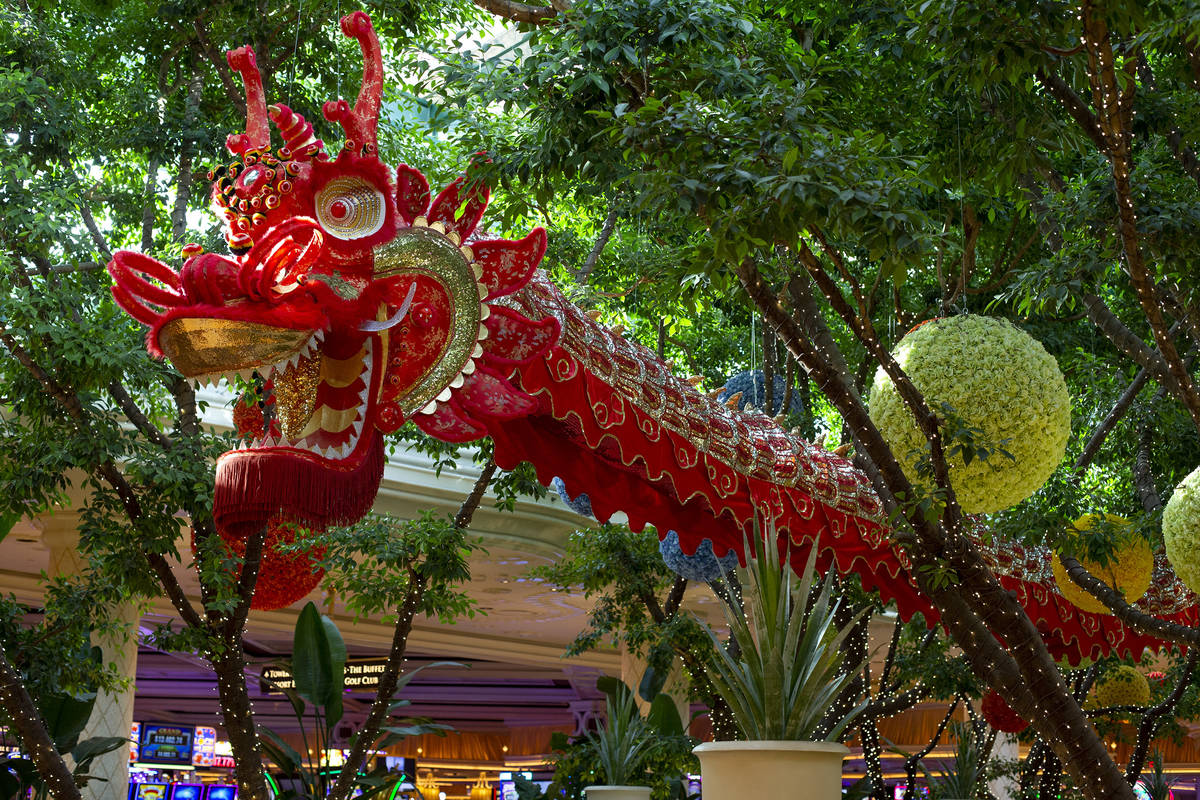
[
  {"left": 716, "top": 370, "right": 804, "bottom": 415},
  {"left": 551, "top": 476, "right": 595, "bottom": 518},
  {"left": 658, "top": 529, "right": 739, "bottom": 582}
]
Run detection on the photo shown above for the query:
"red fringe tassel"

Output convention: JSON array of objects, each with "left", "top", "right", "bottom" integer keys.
[{"left": 213, "top": 433, "right": 385, "bottom": 538}]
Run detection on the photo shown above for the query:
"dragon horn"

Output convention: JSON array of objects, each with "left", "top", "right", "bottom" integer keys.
[
  {"left": 225, "top": 46, "right": 271, "bottom": 155},
  {"left": 322, "top": 11, "right": 382, "bottom": 154},
  {"left": 268, "top": 104, "right": 324, "bottom": 160}
]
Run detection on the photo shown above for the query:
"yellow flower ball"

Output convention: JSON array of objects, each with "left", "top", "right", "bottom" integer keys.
[
  {"left": 1094, "top": 665, "right": 1150, "bottom": 708},
  {"left": 1164, "top": 465, "right": 1200, "bottom": 595},
  {"left": 1051, "top": 514, "right": 1153, "bottom": 615},
  {"left": 868, "top": 315, "right": 1070, "bottom": 514}
]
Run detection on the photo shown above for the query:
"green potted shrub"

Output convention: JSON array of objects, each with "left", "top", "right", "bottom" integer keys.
[
  {"left": 692, "top": 524, "right": 869, "bottom": 799},
  {"left": 584, "top": 685, "right": 652, "bottom": 800}
]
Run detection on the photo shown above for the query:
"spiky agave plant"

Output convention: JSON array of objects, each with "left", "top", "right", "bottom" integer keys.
[
  {"left": 588, "top": 687, "right": 651, "bottom": 785},
  {"left": 702, "top": 521, "right": 869, "bottom": 740},
  {"left": 918, "top": 723, "right": 986, "bottom": 800}
]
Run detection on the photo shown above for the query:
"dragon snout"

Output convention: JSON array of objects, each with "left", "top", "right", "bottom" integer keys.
[{"left": 239, "top": 217, "right": 325, "bottom": 301}]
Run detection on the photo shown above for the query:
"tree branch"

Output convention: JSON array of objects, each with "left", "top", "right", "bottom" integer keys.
[
  {"left": 1059, "top": 554, "right": 1200, "bottom": 647},
  {"left": 473, "top": 0, "right": 559, "bottom": 25},
  {"left": 329, "top": 460, "right": 498, "bottom": 800},
  {"left": 227, "top": 525, "right": 267, "bottom": 635},
  {"left": 1133, "top": 419, "right": 1162, "bottom": 513},
  {"left": 1082, "top": 3, "right": 1200, "bottom": 428},
  {"left": 905, "top": 697, "right": 960, "bottom": 796},
  {"left": 171, "top": 54, "right": 204, "bottom": 242},
  {"left": 1125, "top": 648, "right": 1197, "bottom": 780},
  {"left": 1074, "top": 367, "right": 1150, "bottom": 473},
  {"left": 576, "top": 205, "right": 619, "bottom": 284},
  {"left": 1081, "top": 293, "right": 1180, "bottom": 397},
  {"left": 144, "top": 550, "right": 205, "bottom": 630},
  {"left": 662, "top": 574, "right": 688, "bottom": 618},
  {"left": 1037, "top": 68, "right": 1107, "bottom": 152},
  {"left": 108, "top": 381, "right": 173, "bottom": 449},
  {"left": 192, "top": 19, "right": 243, "bottom": 107}
]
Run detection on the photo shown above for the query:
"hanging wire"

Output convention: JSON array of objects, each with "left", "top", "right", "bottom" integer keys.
[
  {"left": 749, "top": 299, "right": 758, "bottom": 406},
  {"left": 288, "top": 0, "right": 304, "bottom": 103},
  {"left": 336, "top": 0, "right": 343, "bottom": 102},
  {"left": 955, "top": 103, "right": 968, "bottom": 315}
]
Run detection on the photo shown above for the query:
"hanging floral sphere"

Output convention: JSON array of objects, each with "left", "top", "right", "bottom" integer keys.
[
  {"left": 981, "top": 690, "right": 1029, "bottom": 734},
  {"left": 1050, "top": 514, "right": 1153, "bottom": 615},
  {"left": 231, "top": 394, "right": 265, "bottom": 439},
  {"left": 868, "top": 315, "right": 1070, "bottom": 514},
  {"left": 658, "top": 530, "right": 740, "bottom": 582},
  {"left": 551, "top": 476, "right": 595, "bottom": 519},
  {"left": 717, "top": 370, "right": 806, "bottom": 415},
  {"left": 196, "top": 520, "right": 326, "bottom": 611},
  {"left": 1094, "top": 665, "right": 1151, "bottom": 708},
  {"left": 1164, "top": 465, "right": 1200, "bottom": 594}
]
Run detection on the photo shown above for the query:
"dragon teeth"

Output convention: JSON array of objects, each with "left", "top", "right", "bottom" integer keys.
[{"left": 450, "top": 374, "right": 465, "bottom": 389}]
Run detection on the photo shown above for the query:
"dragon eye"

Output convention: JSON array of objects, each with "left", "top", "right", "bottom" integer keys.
[{"left": 314, "top": 176, "right": 386, "bottom": 240}]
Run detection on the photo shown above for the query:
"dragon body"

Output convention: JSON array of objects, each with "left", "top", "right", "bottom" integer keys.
[{"left": 108, "top": 13, "right": 1194, "bottom": 662}]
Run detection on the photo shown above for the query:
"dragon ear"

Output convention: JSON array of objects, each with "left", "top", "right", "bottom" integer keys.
[
  {"left": 396, "top": 165, "right": 431, "bottom": 225},
  {"left": 322, "top": 11, "right": 383, "bottom": 155},
  {"left": 225, "top": 46, "right": 271, "bottom": 155}
]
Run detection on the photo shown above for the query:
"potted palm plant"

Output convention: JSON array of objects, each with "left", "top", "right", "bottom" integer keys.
[
  {"left": 583, "top": 686, "right": 652, "bottom": 800},
  {"left": 693, "top": 524, "right": 869, "bottom": 799},
  {"left": 918, "top": 723, "right": 986, "bottom": 799}
]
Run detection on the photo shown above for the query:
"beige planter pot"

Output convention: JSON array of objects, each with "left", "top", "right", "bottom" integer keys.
[
  {"left": 582, "top": 787, "right": 651, "bottom": 800},
  {"left": 693, "top": 740, "right": 849, "bottom": 799}
]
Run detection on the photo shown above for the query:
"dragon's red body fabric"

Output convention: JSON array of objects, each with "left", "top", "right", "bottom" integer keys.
[{"left": 108, "top": 13, "right": 1194, "bottom": 662}]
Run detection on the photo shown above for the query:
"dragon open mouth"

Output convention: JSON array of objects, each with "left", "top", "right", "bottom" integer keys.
[{"left": 238, "top": 333, "right": 375, "bottom": 461}]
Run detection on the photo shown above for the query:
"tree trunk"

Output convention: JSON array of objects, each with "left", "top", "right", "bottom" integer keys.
[
  {"left": 211, "top": 644, "right": 270, "bottom": 800},
  {"left": 858, "top": 713, "right": 885, "bottom": 800},
  {"left": 0, "top": 642, "right": 82, "bottom": 800}
]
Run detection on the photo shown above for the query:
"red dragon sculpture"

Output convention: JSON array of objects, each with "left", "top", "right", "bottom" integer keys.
[{"left": 108, "top": 12, "right": 1194, "bottom": 662}]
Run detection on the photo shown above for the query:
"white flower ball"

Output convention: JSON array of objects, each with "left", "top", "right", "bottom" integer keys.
[
  {"left": 1164, "top": 465, "right": 1200, "bottom": 594},
  {"left": 868, "top": 315, "right": 1071, "bottom": 514}
]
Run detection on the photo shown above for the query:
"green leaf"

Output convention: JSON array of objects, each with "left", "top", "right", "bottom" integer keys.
[
  {"left": 646, "top": 694, "right": 684, "bottom": 737},
  {"left": 292, "top": 602, "right": 335, "bottom": 708},
  {"left": 41, "top": 692, "right": 97, "bottom": 752},
  {"left": 70, "top": 736, "right": 128, "bottom": 772},
  {"left": 321, "top": 614, "right": 347, "bottom": 728},
  {"left": 259, "top": 727, "right": 304, "bottom": 778}
]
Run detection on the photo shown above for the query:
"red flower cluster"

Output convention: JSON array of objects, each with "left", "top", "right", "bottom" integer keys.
[
  {"left": 982, "top": 690, "right": 1029, "bottom": 734},
  {"left": 195, "top": 519, "right": 326, "bottom": 611}
]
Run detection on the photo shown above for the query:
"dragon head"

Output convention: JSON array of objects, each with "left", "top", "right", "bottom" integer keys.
[{"left": 108, "top": 12, "right": 558, "bottom": 540}]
